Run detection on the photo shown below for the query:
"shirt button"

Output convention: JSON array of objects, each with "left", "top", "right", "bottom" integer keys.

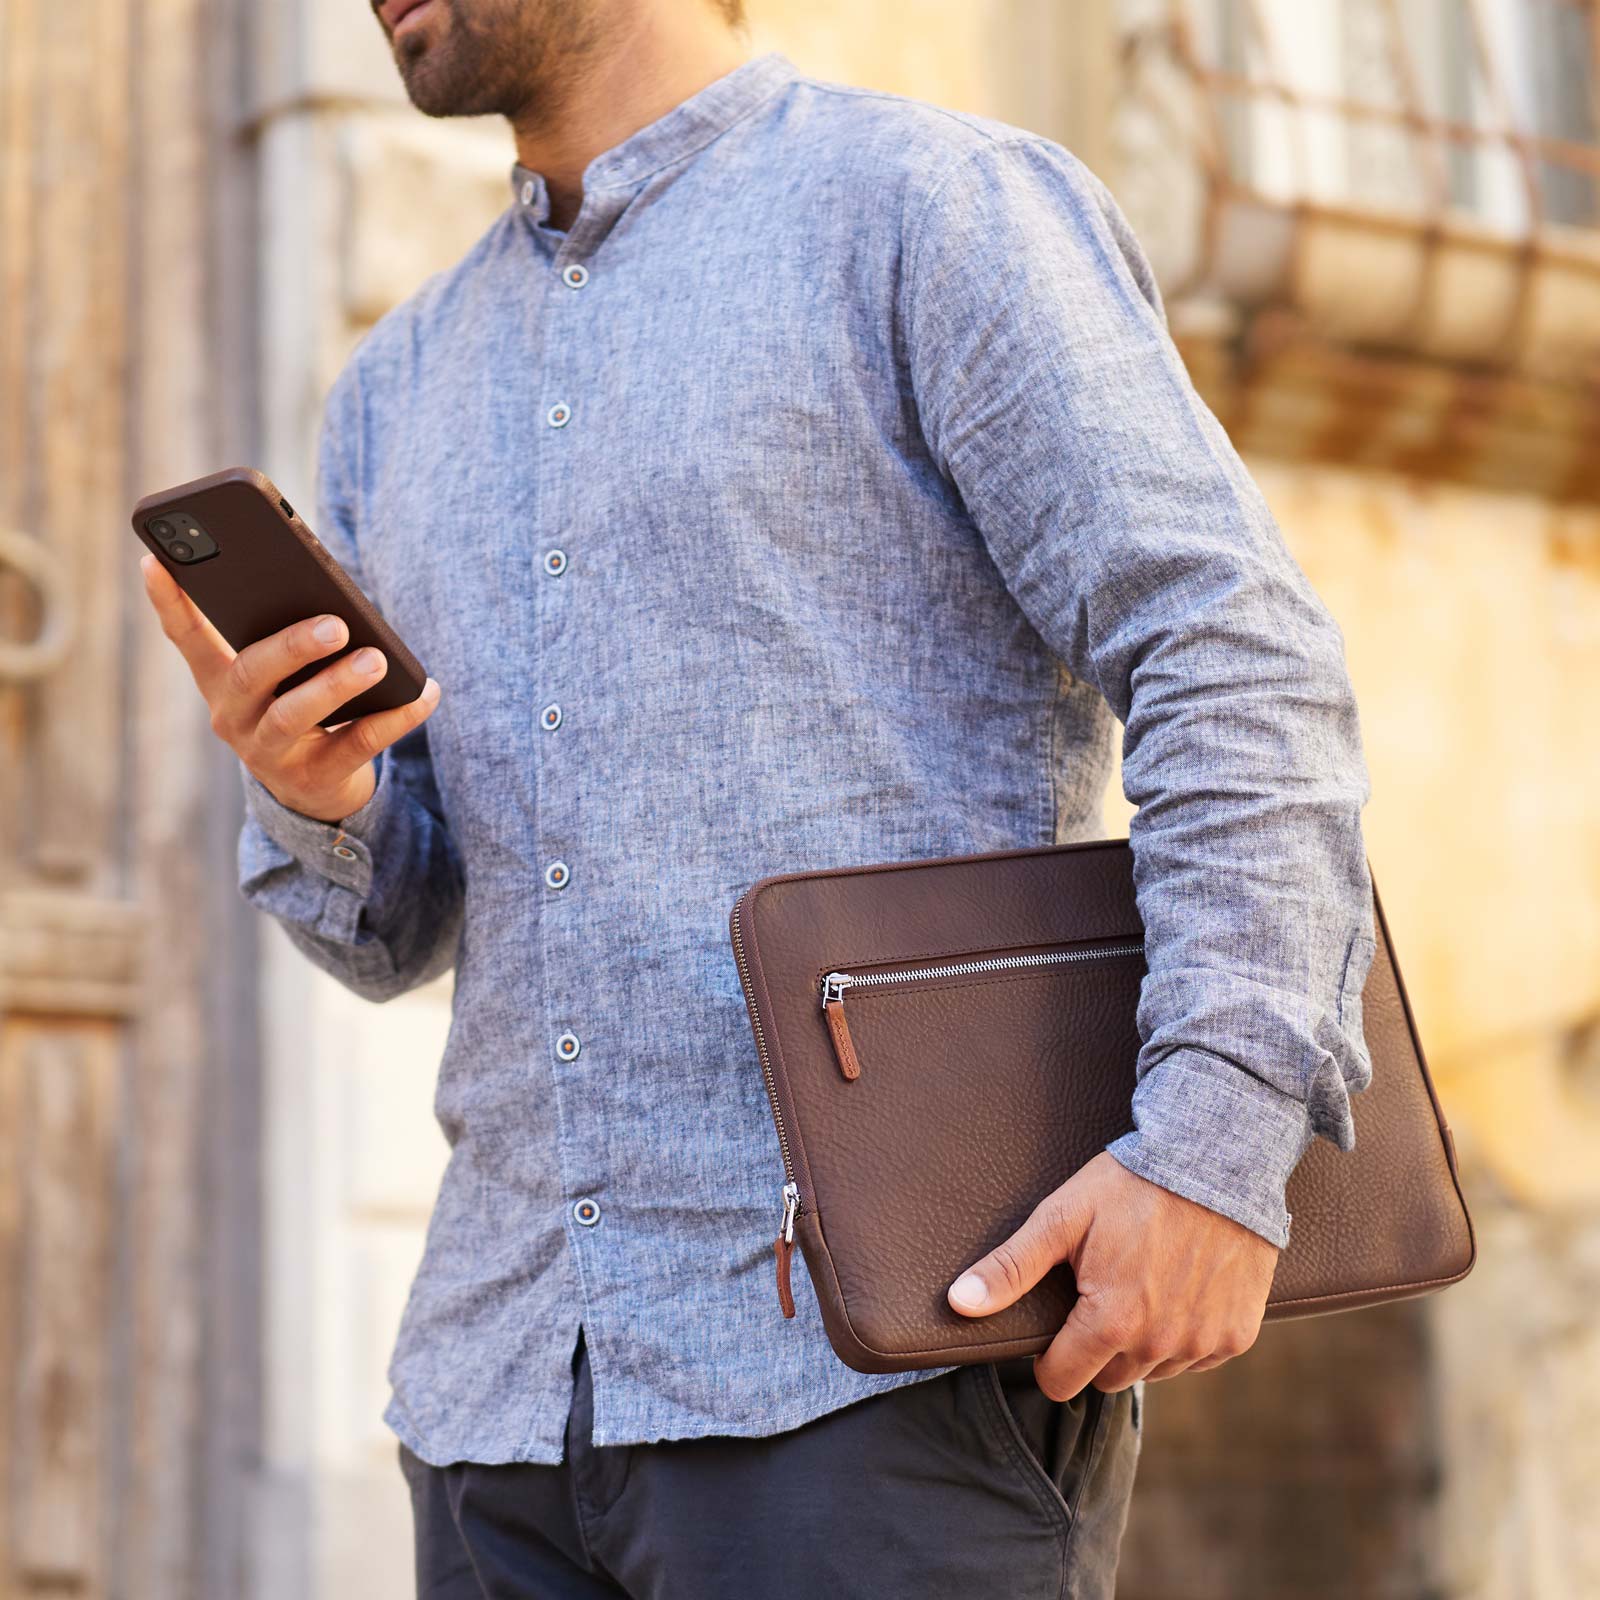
[
  {"left": 520, "top": 178, "right": 536, "bottom": 206},
  {"left": 547, "top": 401, "right": 572, "bottom": 428},
  {"left": 573, "top": 1198, "right": 601, "bottom": 1227},
  {"left": 556, "top": 1031, "right": 581, "bottom": 1061},
  {"left": 331, "top": 844, "right": 357, "bottom": 860},
  {"left": 544, "top": 860, "right": 571, "bottom": 891},
  {"left": 543, "top": 548, "right": 567, "bottom": 577},
  {"left": 540, "top": 702, "right": 563, "bottom": 731},
  {"left": 562, "top": 263, "right": 589, "bottom": 289}
]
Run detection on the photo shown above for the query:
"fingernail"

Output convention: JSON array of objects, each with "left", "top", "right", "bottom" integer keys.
[
  {"left": 949, "top": 1272, "right": 989, "bottom": 1311},
  {"left": 139, "top": 552, "right": 155, "bottom": 573},
  {"left": 314, "top": 616, "right": 344, "bottom": 644},
  {"left": 353, "top": 647, "right": 384, "bottom": 675},
  {"left": 421, "top": 677, "right": 440, "bottom": 702}
]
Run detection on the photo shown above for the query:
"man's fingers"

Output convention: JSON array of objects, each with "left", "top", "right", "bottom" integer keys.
[
  {"left": 948, "top": 1185, "right": 1088, "bottom": 1318},
  {"left": 220, "top": 613, "right": 352, "bottom": 732},
  {"left": 317, "top": 677, "right": 441, "bottom": 771},
  {"left": 254, "top": 647, "right": 391, "bottom": 752},
  {"left": 1140, "top": 1355, "right": 1198, "bottom": 1383},
  {"left": 1032, "top": 1301, "right": 1126, "bottom": 1402},
  {"left": 140, "top": 552, "right": 235, "bottom": 696}
]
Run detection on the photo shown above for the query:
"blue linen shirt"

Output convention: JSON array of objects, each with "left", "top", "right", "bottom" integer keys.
[{"left": 237, "top": 50, "right": 1377, "bottom": 1466}]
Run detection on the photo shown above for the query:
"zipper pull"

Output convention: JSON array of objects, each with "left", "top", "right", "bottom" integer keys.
[
  {"left": 821, "top": 972, "right": 862, "bottom": 1081},
  {"left": 775, "top": 1180, "right": 800, "bottom": 1319}
]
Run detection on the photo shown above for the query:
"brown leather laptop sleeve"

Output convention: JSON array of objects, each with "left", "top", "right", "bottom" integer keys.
[{"left": 729, "top": 838, "right": 1476, "bottom": 1375}]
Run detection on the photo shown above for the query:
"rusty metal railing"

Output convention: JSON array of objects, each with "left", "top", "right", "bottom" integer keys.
[
  {"left": 1111, "top": 0, "right": 1600, "bottom": 386},
  {"left": 1159, "top": 0, "right": 1598, "bottom": 232}
]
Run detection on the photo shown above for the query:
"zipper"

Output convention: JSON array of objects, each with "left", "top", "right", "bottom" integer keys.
[
  {"left": 820, "top": 940, "right": 1145, "bottom": 1083},
  {"left": 730, "top": 891, "right": 807, "bottom": 1318},
  {"left": 775, "top": 1180, "right": 799, "bottom": 1319}
]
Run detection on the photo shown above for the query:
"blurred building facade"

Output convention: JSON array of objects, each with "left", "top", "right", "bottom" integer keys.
[{"left": 1, "top": 1, "right": 1597, "bottom": 1597}]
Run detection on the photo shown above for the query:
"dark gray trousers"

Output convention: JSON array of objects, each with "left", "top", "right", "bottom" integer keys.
[{"left": 400, "top": 1328, "right": 1142, "bottom": 1599}]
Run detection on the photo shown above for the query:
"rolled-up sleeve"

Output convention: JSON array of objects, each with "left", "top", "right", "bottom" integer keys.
[{"left": 902, "top": 136, "right": 1377, "bottom": 1248}]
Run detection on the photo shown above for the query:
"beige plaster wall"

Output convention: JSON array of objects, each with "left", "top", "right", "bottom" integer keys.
[
  {"left": 1261, "top": 463, "right": 1600, "bottom": 1207},
  {"left": 1261, "top": 463, "right": 1600, "bottom": 1600}
]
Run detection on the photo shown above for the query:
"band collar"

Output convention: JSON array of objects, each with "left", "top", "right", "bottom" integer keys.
[{"left": 509, "top": 51, "right": 800, "bottom": 228}]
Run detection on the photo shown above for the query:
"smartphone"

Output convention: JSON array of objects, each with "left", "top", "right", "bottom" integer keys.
[{"left": 132, "top": 466, "right": 427, "bottom": 728}]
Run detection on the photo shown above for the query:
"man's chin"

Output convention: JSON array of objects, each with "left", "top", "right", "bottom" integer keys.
[
  {"left": 387, "top": 0, "right": 523, "bottom": 121},
  {"left": 396, "top": 44, "right": 475, "bottom": 118},
  {"left": 392, "top": 6, "right": 464, "bottom": 113}
]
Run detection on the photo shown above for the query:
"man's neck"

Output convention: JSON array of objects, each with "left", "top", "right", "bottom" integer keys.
[{"left": 510, "top": 17, "right": 751, "bottom": 232}]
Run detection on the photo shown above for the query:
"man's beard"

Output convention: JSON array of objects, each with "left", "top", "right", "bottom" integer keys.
[{"left": 391, "top": 0, "right": 601, "bottom": 123}]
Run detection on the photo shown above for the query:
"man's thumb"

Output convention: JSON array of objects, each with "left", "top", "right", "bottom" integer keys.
[{"left": 947, "top": 1186, "right": 1087, "bottom": 1318}]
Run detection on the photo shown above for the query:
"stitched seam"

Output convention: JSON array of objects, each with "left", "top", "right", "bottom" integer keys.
[
  {"left": 1337, "top": 929, "right": 1376, "bottom": 1030},
  {"left": 1060, "top": 1388, "right": 1114, "bottom": 1583},
  {"left": 901, "top": 140, "right": 991, "bottom": 468},
  {"left": 810, "top": 1204, "right": 1471, "bottom": 1358},
  {"left": 974, "top": 1366, "right": 1072, "bottom": 1585},
  {"left": 902, "top": 136, "right": 1070, "bottom": 372},
  {"left": 1066, "top": 1387, "right": 1111, "bottom": 1527},
  {"left": 1268, "top": 1259, "right": 1476, "bottom": 1310},
  {"left": 747, "top": 836, "right": 1129, "bottom": 904},
  {"left": 979, "top": 1366, "right": 1071, "bottom": 1526},
  {"left": 1045, "top": 660, "right": 1065, "bottom": 847},
  {"left": 795, "top": 77, "right": 1036, "bottom": 143},
  {"left": 898, "top": 129, "right": 1138, "bottom": 573}
]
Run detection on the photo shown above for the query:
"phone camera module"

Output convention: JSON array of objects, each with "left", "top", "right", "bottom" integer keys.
[{"left": 148, "top": 510, "right": 220, "bottom": 564}]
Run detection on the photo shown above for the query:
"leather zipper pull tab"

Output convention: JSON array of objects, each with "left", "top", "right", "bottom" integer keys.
[
  {"left": 775, "top": 1181, "right": 799, "bottom": 1318},
  {"left": 821, "top": 973, "right": 862, "bottom": 1081},
  {"left": 775, "top": 1235, "right": 796, "bottom": 1318}
]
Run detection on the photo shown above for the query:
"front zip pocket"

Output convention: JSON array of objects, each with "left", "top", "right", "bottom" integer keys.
[{"left": 819, "top": 939, "right": 1145, "bottom": 1083}]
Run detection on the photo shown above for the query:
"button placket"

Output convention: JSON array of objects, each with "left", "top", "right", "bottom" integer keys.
[{"left": 539, "top": 206, "right": 627, "bottom": 1251}]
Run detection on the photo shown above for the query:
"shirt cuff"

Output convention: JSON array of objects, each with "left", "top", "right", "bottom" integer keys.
[
  {"left": 1103, "top": 1048, "right": 1317, "bottom": 1250},
  {"left": 238, "top": 758, "right": 400, "bottom": 899}
]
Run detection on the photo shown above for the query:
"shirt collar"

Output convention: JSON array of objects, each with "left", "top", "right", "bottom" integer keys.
[{"left": 510, "top": 51, "right": 800, "bottom": 224}]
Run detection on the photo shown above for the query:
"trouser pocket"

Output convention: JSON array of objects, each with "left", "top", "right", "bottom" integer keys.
[{"left": 974, "top": 1359, "right": 1110, "bottom": 1534}]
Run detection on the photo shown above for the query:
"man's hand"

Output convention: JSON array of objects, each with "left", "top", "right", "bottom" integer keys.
[
  {"left": 140, "top": 551, "right": 440, "bottom": 823},
  {"left": 947, "top": 1151, "right": 1279, "bottom": 1400}
]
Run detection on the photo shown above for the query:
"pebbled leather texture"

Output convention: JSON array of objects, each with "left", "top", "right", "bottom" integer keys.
[{"left": 730, "top": 838, "right": 1476, "bottom": 1374}]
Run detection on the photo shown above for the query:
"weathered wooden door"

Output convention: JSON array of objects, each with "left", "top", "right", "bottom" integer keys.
[{"left": 0, "top": 0, "right": 259, "bottom": 1594}]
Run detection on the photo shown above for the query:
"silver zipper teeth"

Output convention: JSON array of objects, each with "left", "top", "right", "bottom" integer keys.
[
  {"left": 827, "top": 941, "right": 1144, "bottom": 996},
  {"left": 730, "top": 897, "right": 797, "bottom": 1187}
]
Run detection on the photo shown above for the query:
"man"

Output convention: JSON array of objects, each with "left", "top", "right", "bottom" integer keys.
[{"left": 140, "top": 0, "right": 1377, "bottom": 1593}]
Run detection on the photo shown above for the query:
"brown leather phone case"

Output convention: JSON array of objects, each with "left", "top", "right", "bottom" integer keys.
[
  {"left": 729, "top": 838, "right": 1476, "bottom": 1374},
  {"left": 132, "top": 466, "right": 426, "bottom": 727}
]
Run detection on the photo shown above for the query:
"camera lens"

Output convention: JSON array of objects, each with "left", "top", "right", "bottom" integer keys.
[
  {"left": 168, "top": 540, "right": 195, "bottom": 562},
  {"left": 149, "top": 518, "right": 174, "bottom": 540}
]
